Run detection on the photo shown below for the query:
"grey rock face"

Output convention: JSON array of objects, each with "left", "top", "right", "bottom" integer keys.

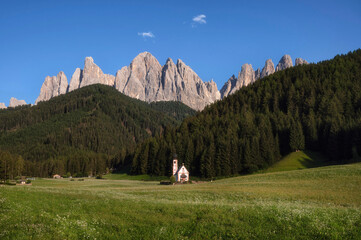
[
  {"left": 0, "top": 103, "right": 6, "bottom": 109},
  {"left": 114, "top": 66, "right": 130, "bottom": 93},
  {"left": 123, "top": 52, "right": 162, "bottom": 100},
  {"left": 9, "top": 97, "right": 26, "bottom": 108},
  {"left": 237, "top": 64, "right": 255, "bottom": 90},
  {"left": 255, "top": 68, "right": 260, "bottom": 80},
  {"left": 114, "top": 52, "right": 220, "bottom": 110},
  {"left": 260, "top": 59, "right": 275, "bottom": 78},
  {"left": 80, "top": 57, "right": 115, "bottom": 88},
  {"left": 171, "top": 58, "right": 220, "bottom": 110},
  {"left": 35, "top": 71, "right": 68, "bottom": 104},
  {"left": 205, "top": 79, "right": 221, "bottom": 103},
  {"left": 275, "top": 55, "right": 293, "bottom": 71},
  {"left": 220, "top": 75, "right": 237, "bottom": 99},
  {"left": 68, "top": 68, "right": 83, "bottom": 92},
  {"left": 36, "top": 52, "right": 308, "bottom": 110},
  {"left": 220, "top": 64, "right": 255, "bottom": 98},
  {"left": 31, "top": 52, "right": 220, "bottom": 110},
  {"left": 220, "top": 55, "right": 307, "bottom": 98},
  {"left": 295, "top": 58, "right": 308, "bottom": 66}
]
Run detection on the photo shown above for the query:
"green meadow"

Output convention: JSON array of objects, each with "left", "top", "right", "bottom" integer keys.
[
  {"left": 263, "top": 150, "right": 330, "bottom": 173},
  {"left": 1, "top": 163, "right": 361, "bottom": 239}
]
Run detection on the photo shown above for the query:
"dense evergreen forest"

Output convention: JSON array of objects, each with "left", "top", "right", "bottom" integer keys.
[
  {"left": 0, "top": 85, "right": 195, "bottom": 179},
  {"left": 131, "top": 49, "right": 361, "bottom": 178}
]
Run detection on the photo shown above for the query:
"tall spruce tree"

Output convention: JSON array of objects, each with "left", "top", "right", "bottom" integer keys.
[{"left": 290, "top": 121, "right": 305, "bottom": 151}]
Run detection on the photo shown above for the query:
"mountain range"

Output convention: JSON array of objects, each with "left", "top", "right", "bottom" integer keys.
[{"left": 0, "top": 53, "right": 308, "bottom": 111}]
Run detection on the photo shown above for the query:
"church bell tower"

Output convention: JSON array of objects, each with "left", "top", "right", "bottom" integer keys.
[{"left": 172, "top": 154, "right": 178, "bottom": 176}]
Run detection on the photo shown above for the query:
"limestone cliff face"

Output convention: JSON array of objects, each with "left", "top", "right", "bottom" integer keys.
[
  {"left": 295, "top": 58, "right": 308, "bottom": 66},
  {"left": 275, "top": 55, "right": 293, "bottom": 71},
  {"left": 35, "top": 71, "right": 68, "bottom": 104},
  {"left": 119, "top": 52, "right": 163, "bottom": 101},
  {"left": 220, "top": 64, "right": 255, "bottom": 98},
  {"left": 260, "top": 59, "right": 275, "bottom": 78},
  {"left": 68, "top": 68, "right": 83, "bottom": 92},
  {"left": 205, "top": 80, "right": 221, "bottom": 103},
  {"left": 80, "top": 57, "right": 115, "bottom": 88},
  {"left": 255, "top": 68, "right": 260, "bottom": 81},
  {"left": 36, "top": 52, "right": 220, "bottom": 110},
  {"left": 9, "top": 97, "right": 26, "bottom": 108},
  {"left": 220, "top": 75, "right": 237, "bottom": 99},
  {"left": 221, "top": 55, "right": 307, "bottom": 98},
  {"left": 0, "top": 103, "right": 6, "bottom": 109},
  {"left": 114, "top": 52, "right": 220, "bottom": 110}
]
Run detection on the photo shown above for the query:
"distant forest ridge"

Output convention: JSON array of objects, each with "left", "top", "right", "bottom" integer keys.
[{"left": 0, "top": 85, "right": 195, "bottom": 178}]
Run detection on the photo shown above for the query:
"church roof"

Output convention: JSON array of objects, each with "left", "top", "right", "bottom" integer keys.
[{"left": 175, "top": 165, "right": 189, "bottom": 174}]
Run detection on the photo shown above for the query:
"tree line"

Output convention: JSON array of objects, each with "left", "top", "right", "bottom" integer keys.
[
  {"left": 0, "top": 85, "right": 195, "bottom": 178},
  {"left": 131, "top": 49, "right": 361, "bottom": 178}
]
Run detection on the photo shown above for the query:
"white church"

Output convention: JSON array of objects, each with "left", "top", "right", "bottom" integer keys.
[{"left": 172, "top": 154, "right": 190, "bottom": 183}]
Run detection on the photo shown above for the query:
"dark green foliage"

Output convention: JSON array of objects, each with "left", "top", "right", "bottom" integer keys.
[
  {"left": 289, "top": 121, "right": 305, "bottom": 151},
  {"left": 0, "top": 85, "right": 194, "bottom": 177},
  {"left": 0, "top": 150, "right": 24, "bottom": 181},
  {"left": 149, "top": 101, "right": 196, "bottom": 121},
  {"left": 170, "top": 175, "right": 176, "bottom": 184},
  {"left": 132, "top": 49, "right": 361, "bottom": 177}
]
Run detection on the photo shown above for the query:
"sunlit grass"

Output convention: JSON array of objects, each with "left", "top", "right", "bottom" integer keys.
[
  {"left": 264, "top": 150, "right": 329, "bottom": 173},
  {"left": 1, "top": 163, "right": 361, "bottom": 239}
]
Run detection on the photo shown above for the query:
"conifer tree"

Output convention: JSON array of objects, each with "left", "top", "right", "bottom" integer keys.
[{"left": 290, "top": 121, "right": 305, "bottom": 151}]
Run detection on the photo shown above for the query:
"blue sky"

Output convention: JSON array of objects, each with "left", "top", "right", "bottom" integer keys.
[{"left": 1, "top": 0, "right": 360, "bottom": 105}]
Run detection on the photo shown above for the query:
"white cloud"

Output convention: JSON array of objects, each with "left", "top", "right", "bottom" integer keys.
[
  {"left": 192, "top": 14, "right": 206, "bottom": 24},
  {"left": 138, "top": 32, "right": 155, "bottom": 38}
]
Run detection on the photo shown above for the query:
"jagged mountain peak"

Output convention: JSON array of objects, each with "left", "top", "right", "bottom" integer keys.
[
  {"left": 221, "top": 54, "right": 307, "bottom": 98},
  {"left": 276, "top": 54, "right": 293, "bottom": 71},
  {"left": 9, "top": 97, "right": 26, "bottom": 108},
  {"left": 261, "top": 59, "right": 275, "bottom": 78},
  {"left": 84, "top": 56, "right": 94, "bottom": 64},
  {"left": 35, "top": 71, "right": 68, "bottom": 104},
  {"left": 34, "top": 52, "right": 307, "bottom": 110},
  {"left": 165, "top": 57, "right": 175, "bottom": 65},
  {"left": 131, "top": 52, "right": 159, "bottom": 64},
  {"left": 295, "top": 58, "right": 308, "bottom": 66},
  {"left": 0, "top": 103, "right": 7, "bottom": 109}
]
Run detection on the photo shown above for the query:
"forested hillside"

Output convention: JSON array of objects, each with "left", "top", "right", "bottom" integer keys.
[
  {"left": 0, "top": 85, "right": 195, "bottom": 178},
  {"left": 131, "top": 50, "right": 361, "bottom": 178}
]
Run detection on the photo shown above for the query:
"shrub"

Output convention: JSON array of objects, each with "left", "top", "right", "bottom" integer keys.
[
  {"left": 96, "top": 175, "right": 103, "bottom": 179},
  {"left": 26, "top": 180, "right": 31, "bottom": 184},
  {"left": 170, "top": 175, "right": 176, "bottom": 184},
  {"left": 78, "top": 179, "right": 84, "bottom": 181},
  {"left": 70, "top": 179, "right": 75, "bottom": 181}
]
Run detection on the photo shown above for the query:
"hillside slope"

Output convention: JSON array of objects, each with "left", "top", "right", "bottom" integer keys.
[
  {"left": 132, "top": 49, "right": 361, "bottom": 177},
  {"left": 263, "top": 150, "right": 329, "bottom": 173},
  {"left": 0, "top": 84, "right": 195, "bottom": 177}
]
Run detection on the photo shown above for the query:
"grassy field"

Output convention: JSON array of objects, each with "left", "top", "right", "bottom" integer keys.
[
  {"left": 264, "top": 150, "right": 330, "bottom": 173},
  {"left": 1, "top": 163, "right": 361, "bottom": 239}
]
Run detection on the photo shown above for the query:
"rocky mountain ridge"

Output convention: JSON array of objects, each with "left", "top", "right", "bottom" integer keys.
[
  {"left": 33, "top": 52, "right": 307, "bottom": 110},
  {"left": 220, "top": 55, "right": 308, "bottom": 98},
  {"left": 0, "top": 98, "right": 27, "bottom": 109},
  {"left": 36, "top": 52, "right": 220, "bottom": 110}
]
